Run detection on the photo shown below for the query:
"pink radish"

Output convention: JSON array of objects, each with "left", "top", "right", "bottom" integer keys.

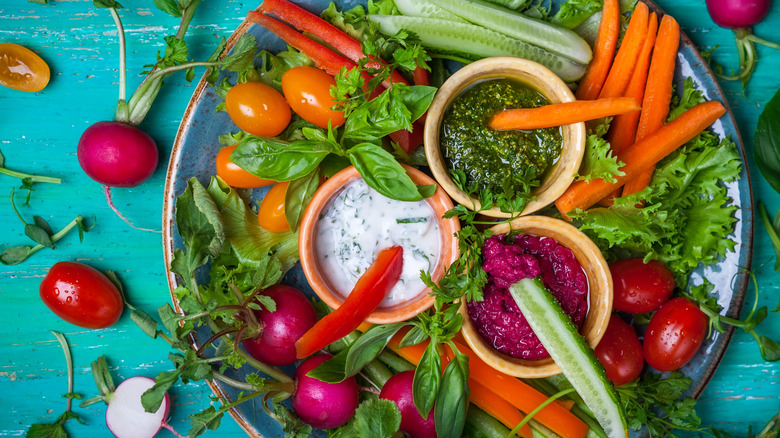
[
  {"left": 705, "top": 0, "right": 780, "bottom": 89},
  {"left": 379, "top": 370, "right": 436, "bottom": 438},
  {"left": 242, "top": 284, "right": 317, "bottom": 366},
  {"left": 292, "top": 354, "right": 359, "bottom": 429}
]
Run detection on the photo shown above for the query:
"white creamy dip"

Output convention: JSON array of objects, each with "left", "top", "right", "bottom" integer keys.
[{"left": 315, "top": 178, "right": 441, "bottom": 306}]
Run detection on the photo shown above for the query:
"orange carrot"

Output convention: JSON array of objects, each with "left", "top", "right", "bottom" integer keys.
[
  {"left": 575, "top": 0, "right": 620, "bottom": 100},
  {"left": 469, "top": 379, "right": 533, "bottom": 438},
  {"left": 607, "top": 12, "right": 659, "bottom": 155},
  {"left": 622, "top": 14, "right": 680, "bottom": 196},
  {"left": 598, "top": 2, "right": 650, "bottom": 99},
  {"left": 489, "top": 97, "right": 640, "bottom": 130},
  {"left": 555, "top": 100, "right": 726, "bottom": 215},
  {"left": 386, "top": 332, "right": 588, "bottom": 438}
]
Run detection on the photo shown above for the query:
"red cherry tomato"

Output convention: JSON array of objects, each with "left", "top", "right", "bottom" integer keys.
[
  {"left": 281, "top": 66, "right": 345, "bottom": 129},
  {"left": 225, "top": 81, "right": 291, "bottom": 137},
  {"left": 643, "top": 297, "right": 708, "bottom": 372},
  {"left": 0, "top": 43, "right": 50, "bottom": 92},
  {"left": 39, "top": 262, "right": 124, "bottom": 329},
  {"left": 594, "top": 315, "right": 644, "bottom": 386},
  {"left": 258, "top": 181, "right": 290, "bottom": 233},
  {"left": 216, "top": 145, "right": 275, "bottom": 189},
  {"left": 610, "top": 258, "right": 675, "bottom": 314}
]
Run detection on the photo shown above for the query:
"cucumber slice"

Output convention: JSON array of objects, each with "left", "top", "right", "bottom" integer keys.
[
  {"left": 393, "top": 0, "right": 468, "bottom": 23},
  {"left": 508, "top": 278, "right": 627, "bottom": 438},
  {"left": 428, "top": 0, "right": 592, "bottom": 65},
  {"left": 368, "top": 15, "right": 587, "bottom": 82}
]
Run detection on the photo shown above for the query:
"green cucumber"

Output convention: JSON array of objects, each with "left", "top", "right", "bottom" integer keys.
[
  {"left": 368, "top": 15, "right": 587, "bottom": 82},
  {"left": 393, "top": 0, "right": 468, "bottom": 23},
  {"left": 428, "top": 0, "right": 592, "bottom": 65},
  {"left": 508, "top": 278, "right": 627, "bottom": 438},
  {"left": 481, "top": 0, "right": 531, "bottom": 10}
]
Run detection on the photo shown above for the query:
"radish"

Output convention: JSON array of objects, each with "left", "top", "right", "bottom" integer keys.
[
  {"left": 241, "top": 284, "right": 317, "bottom": 366},
  {"left": 81, "top": 356, "right": 184, "bottom": 438},
  {"left": 79, "top": 1, "right": 253, "bottom": 231},
  {"left": 292, "top": 354, "right": 359, "bottom": 429},
  {"left": 705, "top": 0, "right": 780, "bottom": 88},
  {"left": 379, "top": 370, "right": 436, "bottom": 438}
]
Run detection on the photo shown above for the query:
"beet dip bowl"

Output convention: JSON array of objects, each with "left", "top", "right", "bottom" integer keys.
[{"left": 460, "top": 215, "right": 613, "bottom": 378}]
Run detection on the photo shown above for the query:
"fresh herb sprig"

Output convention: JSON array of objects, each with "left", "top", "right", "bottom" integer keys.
[
  {"left": 27, "top": 331, "right": 84, "bottom": 438},
  {"left": 1, "top": 188, "right": 92, "bottom": 265},
  {"left": 0, "top": 149, "right": 61, "bottom": 204},
  {"left": 684, "top": 277, "right": 780, "bottom": 362}
]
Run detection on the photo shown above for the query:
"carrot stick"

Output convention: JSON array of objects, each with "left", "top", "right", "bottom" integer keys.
[
  {"left": 607, "top": 12, "right": 659, "bottom": 155},
  {"left": 598, "top": 12, "right": 659, "bottom": 207},
  {"left": 622, "top": 14, "right": 680, "bottom": 197},
  {"left": 555, "top": 100, "right": 726, "bottom": 215},
  {"left": 575, "top": 0, "right": 619, "bottom": 100},
  {"left": 386, "top": 332, "right": 587, "bottom": 438},
  {"left": 489, "top": 97, "right": 640, "bottom": 130},
  {"left": 598, "top": 2, "right": 649, "bottom": 99},
  {"left": 469, "top": 379, "right": 533, "bottom": 437}
]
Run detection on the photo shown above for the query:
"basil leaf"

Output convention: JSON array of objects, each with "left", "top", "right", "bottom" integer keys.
[
  {"left": 412, "top": 341, "right": 441, "bottom": 419},
  {"left": 353, "top": 399, "right": 402, "bottom": 438},
  {"left": 284, "top": 169, "right": 321, "bottom": 233},
  {"left": 434, "top": 347, "right": 469, "bottom": 438},
  {"left": 344, "top": 323, "right": 408, "bottom": 378},
  {"left": 320, "top": 154, "right": 352, "bottom": 178},
  {"left": 755, "top": 88, "right": 780, "bottom": 195},
  {"left": 397, "top": 85, "right": 437, "bottom": 123},
  {"left": 417, "top": 184, "right": 437, "bottom": 199},
  {"left": 231, "top": 136, "right": 331, "bottom": 182},
  {"left": 342, "top": 85, "right": 435, "bottom": 141},
  {"left": 347, "top": 143, "right": 421, "bottom": 201},
  {"left": 305, "top": 348, "right": 350, "bottom": 383},
  {"left": 398, "top": 325, "right": 428, "bottom": 347}
]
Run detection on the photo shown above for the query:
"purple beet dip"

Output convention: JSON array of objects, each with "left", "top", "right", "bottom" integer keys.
[{"left": 467, "top": 234, "right": 588, "bottom": 360}]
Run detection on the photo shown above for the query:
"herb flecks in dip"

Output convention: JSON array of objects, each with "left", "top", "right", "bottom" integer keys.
[
  {"left": 315, "top": 178, "right": 441, "bottom": 307},
  {"left": 467, "top": 234, "right": 588, "bottom": 360},
  {"left": 440, "top": 78, "right": 562, "bottom": 195}
]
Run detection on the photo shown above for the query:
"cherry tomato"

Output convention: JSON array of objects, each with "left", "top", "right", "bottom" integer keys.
[
  {"left": 281, "top": 66, "right": 345, "bottom": 129},
  {"left": 39, "top": 262, "right": 124, "bottom": 329},
  {"left": 225, "top": 81, "right": 291, "bottom": 137},
  {"left": 0, "top": 43, "right": 51, "bottom": 92},
  {"left": 643, "top": 297, "right": 708, "bottom": 372},
  {"left": 610, "top": 258, "right": 675, "bottom": 314},
  {"left": 216, "top": 145, "right": 275, "bottom": 189},
  {"left": 258, "top": 181, "right": 290, "bottom": 233},
  {"left": 594, "top": 315, "right": 644, "bottom": 386}
]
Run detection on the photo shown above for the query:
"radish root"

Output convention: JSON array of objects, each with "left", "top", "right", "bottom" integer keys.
[{"left": 104, "top": 186, "right": 161, "bottom": 233}]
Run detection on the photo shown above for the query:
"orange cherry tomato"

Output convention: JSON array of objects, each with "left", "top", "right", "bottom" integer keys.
[
  {"left": 281, "top": 66, "right": 345, "bottom": 129},
  {"left": 0, "top": 43, "right": 51, "bottom": 92},
  {"left": 258, "top": 181, "right": 290, "bottom": 233},
  {"left": 216, "top": 145, "right": 275, "bottom": 189},
  {"left": 225, "top": 81, "right": 291, "bottom": 137}
]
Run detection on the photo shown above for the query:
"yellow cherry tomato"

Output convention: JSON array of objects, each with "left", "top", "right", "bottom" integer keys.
[
  {"left": 0, "top": 43, "right": 50, "bottom": 92},
  {"left": 281, "top": 66, "right": 345, "bottom": 129},
  {"left": 258, "top": 181, "right": 290, "bottom": 233},
  {"left": 225, "top": 81, "right": 291, "bottom": 137},
  {"left": 216, "top": 145, "right": 275, "bottom": 189}
]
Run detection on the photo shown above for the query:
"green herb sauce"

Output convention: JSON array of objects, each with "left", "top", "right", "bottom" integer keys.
[{"left": 440, "top": 78, "right": 562, "bottom": 194}]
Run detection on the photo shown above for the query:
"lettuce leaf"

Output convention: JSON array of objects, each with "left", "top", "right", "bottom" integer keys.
[{"left": 577, "top": 120, "right": 625, "bottom": 182}]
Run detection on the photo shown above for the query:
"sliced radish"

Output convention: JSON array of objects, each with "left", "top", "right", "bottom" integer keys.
[{"left": 105, "top": 376, "right": 170, "bottom": 438}]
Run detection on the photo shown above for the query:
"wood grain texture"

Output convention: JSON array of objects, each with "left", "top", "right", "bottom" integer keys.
[{"left": 0, "top": 0, "right": 778, "bottom": 437}]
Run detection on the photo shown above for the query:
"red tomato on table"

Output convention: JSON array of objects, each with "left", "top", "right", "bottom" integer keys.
[{"left": 39, "top": 262, "right": 124, "bottom": 329}]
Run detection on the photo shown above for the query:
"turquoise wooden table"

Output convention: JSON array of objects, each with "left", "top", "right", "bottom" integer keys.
[{"left": 1, "top": 1, "right": 778, "bottom": 436}]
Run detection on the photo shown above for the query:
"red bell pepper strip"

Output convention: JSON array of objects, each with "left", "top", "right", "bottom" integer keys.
[
  {"left": 412, "top": 66, "right": 430, "bottom": 86},
  {"left": 246, "top": 10, "right": 373, "bottom": 86},
  {"left": 389, "top": 126, "right": 424, "bottom": 154},
  {"left": 295, "top": 246, "right": 404, "bottom": 359},
  {"left": 258, "top": 0, "right": 410, "bottom": 89}
]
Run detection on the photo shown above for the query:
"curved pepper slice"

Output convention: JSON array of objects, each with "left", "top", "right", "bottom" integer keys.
[{"left": 295, "top": 246, "right": 403, "bottom": 359}]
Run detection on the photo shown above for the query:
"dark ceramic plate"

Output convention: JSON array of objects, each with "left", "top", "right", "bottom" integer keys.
[{"left": 162, "top": 1, "right": 754, "bottom": 436}]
